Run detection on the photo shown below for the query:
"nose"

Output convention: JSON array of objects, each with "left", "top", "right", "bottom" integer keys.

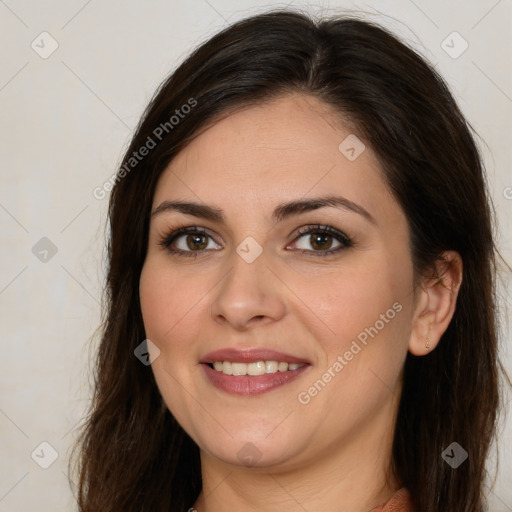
[{"left": 210, "top": 248, "right": 287, "bottom": 331}]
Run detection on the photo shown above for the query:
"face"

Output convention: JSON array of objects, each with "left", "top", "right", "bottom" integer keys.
[{"left": 139, "top": 93, "right": 417, "bottom": 470}]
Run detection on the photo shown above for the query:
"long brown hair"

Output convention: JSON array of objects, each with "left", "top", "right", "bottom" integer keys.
[{"left": 70, "top": 10, "right": 508, "bottom": 511}]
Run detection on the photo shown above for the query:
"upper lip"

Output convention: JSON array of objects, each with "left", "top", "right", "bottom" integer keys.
[{"left": 201, "top": 348, "right": 311, "bottom": 364}]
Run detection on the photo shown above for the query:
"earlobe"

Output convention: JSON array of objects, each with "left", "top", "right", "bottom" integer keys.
[{"left": 408, "top": 251, "right": 463, "bottom": 356}]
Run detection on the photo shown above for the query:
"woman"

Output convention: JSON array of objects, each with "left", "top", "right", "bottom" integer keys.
[{"left": 71, "top": 10, "right": 507, "bottom": 512}]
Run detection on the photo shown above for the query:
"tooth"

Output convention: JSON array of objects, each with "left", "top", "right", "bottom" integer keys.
[
  {"left": 247, "top": 361, "right": 266, "bottom": 376},
  {"left": 209, "top": 360, "right": 305, "bottom": 375},
  {"left": 231, "top": 362, "right": 247, "bottom": 376},
  {"left": 265, "top": 360, "right": 278, "bottom": 373}
]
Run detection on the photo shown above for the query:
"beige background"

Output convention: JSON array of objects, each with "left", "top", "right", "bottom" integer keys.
[{"left": 1, "top": 0, "right": 511, "bottom": 510}]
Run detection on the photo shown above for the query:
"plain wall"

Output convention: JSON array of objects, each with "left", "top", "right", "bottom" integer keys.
[{"left": 1, "top": 0, "right": 511, "bottom": 510}]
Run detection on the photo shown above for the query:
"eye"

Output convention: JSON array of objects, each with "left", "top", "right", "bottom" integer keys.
[
  {"left": 288, "top": 225, "right": 353, "bottom": 255},
  {"left": 159, "top": 226, "right": 221, "bottom": 257},
  {"left": 158, "top": 224, "right": 353, "bottom": 258}
]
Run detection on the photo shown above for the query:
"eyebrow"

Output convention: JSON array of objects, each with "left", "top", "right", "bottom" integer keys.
[{"left": 151, "top": 195, "right": 376, "bottom": 225}]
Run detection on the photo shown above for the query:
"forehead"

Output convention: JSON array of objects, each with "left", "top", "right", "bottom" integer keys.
[{"left": 153, "top": 94, "right": 396, "bottom": 223}]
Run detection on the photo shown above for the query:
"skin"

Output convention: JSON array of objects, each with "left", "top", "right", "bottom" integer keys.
[{"left": 139, "top": 93, "right": 462, "bottom": 512}]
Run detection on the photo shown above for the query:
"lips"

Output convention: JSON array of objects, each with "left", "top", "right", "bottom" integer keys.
[
  {"left": 201, "top": 362, "right": 310, "bottom": 395},
  {"left": 200, "top": 347, "right": 310, "bottom": 365},
  {"left": 199, "top": 347, "right": 312, "bottom": 396}
]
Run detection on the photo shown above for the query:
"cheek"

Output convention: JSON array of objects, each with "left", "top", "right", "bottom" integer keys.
[
  {"left": 139, "top": 260, "right": 208, "bottom": 424},
  {"left": 291, "top": 257, "right": 411, "bottom": 406},
  {"left": 139, "top": 259, "right": 208, "bottom": 343},
  {"left": 292, "top": 258, "right": 407, "bottom": 350},
  {"left": 139, "top": 257, "right": 219, "bottom": 400}
]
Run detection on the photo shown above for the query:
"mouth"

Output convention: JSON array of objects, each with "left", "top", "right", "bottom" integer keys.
[{"left": 200, "top": 347, "right": 311, "bottom": 396}]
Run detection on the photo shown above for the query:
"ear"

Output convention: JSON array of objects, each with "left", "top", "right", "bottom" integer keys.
[{"left": 409, "top": 251, "right": 463, "bottom": 356}]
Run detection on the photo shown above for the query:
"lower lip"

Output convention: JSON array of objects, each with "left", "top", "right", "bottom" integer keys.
[{"left": 201, "top": 363, "right": 311, "bottom": 396}]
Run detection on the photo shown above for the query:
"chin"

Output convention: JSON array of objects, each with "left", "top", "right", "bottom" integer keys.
[{"left": 197, "top": 426, "right": 307, "bottom": 470}]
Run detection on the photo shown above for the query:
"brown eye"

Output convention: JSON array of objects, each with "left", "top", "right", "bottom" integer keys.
[
  {"left": 308, "top": 233, "right": 334, "bottom": 251},
  {"left": 185, "top": 233, "right": 209, "bottom": 250},
  {"left": 159, "top": 226, "right": 222, "bottom": 256},
  {"left": 289, "top": 225, "right": 352, "bottom": 256}
]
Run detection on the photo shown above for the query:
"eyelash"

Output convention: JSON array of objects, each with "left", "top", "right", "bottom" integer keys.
[{"left": 157, "top": 224, "right": 354, "bottom": 258}]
